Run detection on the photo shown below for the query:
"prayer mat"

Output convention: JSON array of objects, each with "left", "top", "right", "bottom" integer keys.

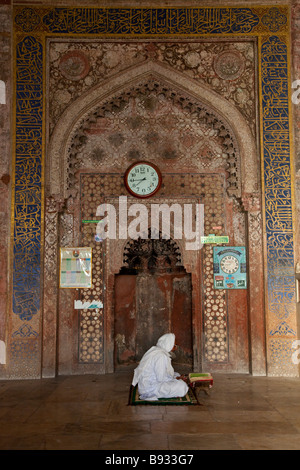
[{"left": 128, "top": 385, "right": 200, "bottom": 406}]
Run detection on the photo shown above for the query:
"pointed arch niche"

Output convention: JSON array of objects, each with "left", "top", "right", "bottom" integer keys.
[{"left": 43, "top": 61, "right": 265, "bottom": 378}]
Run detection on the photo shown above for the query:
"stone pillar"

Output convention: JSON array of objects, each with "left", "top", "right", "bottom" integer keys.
[
  {"left": 242, "top": 192, "right": 266, "bottom": 375},
  {"left": 42, "top": 196, "right": 61, "bottom": 377},
  {"left": 292, "top": 0, "right": 300, "bottom": 267},
  {"left": 0, "top": 4, "right": 11, "bottom": 378},
  {"left": 292, "top": 0, "right": 300, "bottom": 377}
]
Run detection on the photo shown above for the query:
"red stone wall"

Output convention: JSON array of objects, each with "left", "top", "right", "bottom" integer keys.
[
  {"left": 0, "top": 3, "right": 11, "bottom": 375},
  {"left": 292, "top": 1, "right": 300, "bottom": 267},
  {"left": 292, "top": 1, "right": 300, "bottom": 348},
  {"left": 4, "top": 0, "right": 295, "bottom": 378}
]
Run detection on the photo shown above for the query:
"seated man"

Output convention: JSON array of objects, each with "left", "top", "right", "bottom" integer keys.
[{"left": 132, "top": 333, "right": 188, "bottom": 401}]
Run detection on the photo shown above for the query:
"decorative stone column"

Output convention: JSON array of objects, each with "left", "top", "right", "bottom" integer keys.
[
  {"left": 42, "top": 196, "right": 61, "bottom": 377},
  {"left": 242, "top": 192, "right": 266, "bottom": 375},
  {"left": 0, "top": 4, "right": 11, "bottom": 377}
]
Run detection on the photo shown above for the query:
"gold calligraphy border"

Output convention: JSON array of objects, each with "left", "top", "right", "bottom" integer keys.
[{"left": 11, "top": 5, "right": 297, "bottom": 374}]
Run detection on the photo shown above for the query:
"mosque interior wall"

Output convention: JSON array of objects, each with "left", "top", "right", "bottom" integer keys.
[{"left": 0, "top": 1, "right": 299, "bottom": 379}]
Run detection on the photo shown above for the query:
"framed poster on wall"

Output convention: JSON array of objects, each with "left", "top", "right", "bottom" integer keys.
[
  {"left": 60, "top": 247, "right": 92, "bottom": 288},
  {"left": 213, "top": 246, "right": 247, "bottom": 289}
]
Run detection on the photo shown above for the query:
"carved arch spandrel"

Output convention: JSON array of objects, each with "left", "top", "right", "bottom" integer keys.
[{"left": 47, "top": 60, "right": 258, "bottom": 201}]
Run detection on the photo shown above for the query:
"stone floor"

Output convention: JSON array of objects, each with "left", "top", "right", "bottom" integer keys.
[{"left": 1, "top": 367, "right": 300, "bottom": 451}]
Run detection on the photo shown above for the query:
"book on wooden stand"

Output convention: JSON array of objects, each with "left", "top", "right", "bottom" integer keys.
[
  {"left": 188, "top": 373, "right": 213, "bottom": 396},
  {"left": 188, "top": 372, "right": 213, "bottom": 384}
]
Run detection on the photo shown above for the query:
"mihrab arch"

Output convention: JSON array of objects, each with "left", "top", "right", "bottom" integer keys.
[
  {"left": 47, "top": 60, "right": 258, "bottom": 198},
  {"left": 42, "top": 60, "right": 265, "bottom": 378}
]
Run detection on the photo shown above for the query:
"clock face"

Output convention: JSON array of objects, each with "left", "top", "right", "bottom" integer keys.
[
  {"left": 124, "top": 162, "right": 162, "bottom": 198},
  {"left": 220, "top": 255, "right": 239, "bottom": 274}
]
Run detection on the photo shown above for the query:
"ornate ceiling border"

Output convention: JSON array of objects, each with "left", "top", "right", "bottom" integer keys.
[{"left": 11, "top": 5, "right": 297, "bottom": 376}]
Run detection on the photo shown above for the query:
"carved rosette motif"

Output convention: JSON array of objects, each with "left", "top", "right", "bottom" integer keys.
[
  {"left": 59, "top": 50, "right": 90, "bottom": 81},
  {"left": 214, "top": 51, "right": 245, "bottom": 81}
]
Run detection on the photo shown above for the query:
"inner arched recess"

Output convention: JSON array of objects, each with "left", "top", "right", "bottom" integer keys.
[{"left": 114, "top": 232, "right": 192, "bottom": 369}]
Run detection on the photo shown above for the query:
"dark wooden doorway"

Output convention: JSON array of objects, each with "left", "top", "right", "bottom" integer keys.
[{"left": 114, "top": 235, "right": 193, "bottom": 368}]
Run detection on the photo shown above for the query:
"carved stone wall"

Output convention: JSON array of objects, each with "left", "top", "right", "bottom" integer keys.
[
  {"left": 8, "top": 4, "right": 298, "bottom": 379},
  {"left": 48, "top": 39, "right": 256, "bottom": 136},
  {"left": 47, "top": 52, "right": 258, "bottom": 201},
  {"left": 51, "top": 88, "right": 253, "bottom": 374},
  {"left": 292, "top": 1, "right": 300, "bottom": 267},
  {"left": 42, "top": 35, "right": 264, "bottom": 376},
  {"left": 68, "top": 85, "right": 241, "bottom": 196},
  {"left": 0, "top": 5, "right": 11, "bottom": 376}
]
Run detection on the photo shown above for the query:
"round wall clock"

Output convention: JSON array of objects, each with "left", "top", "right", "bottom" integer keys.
[
  {"left": 124, "top": 161, "right": 162, "bottom": 198},
  {"left": 220, "top": 255, "right": 239, "bottom": 274}
]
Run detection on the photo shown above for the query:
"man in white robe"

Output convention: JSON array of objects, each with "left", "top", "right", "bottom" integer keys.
[{"left": 132, "top": 333, "right": 189, "bottom": 401}]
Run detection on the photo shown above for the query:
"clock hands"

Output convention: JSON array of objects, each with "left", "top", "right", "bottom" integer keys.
[{"left": 132, "top": 177, "right": 147, "bottom": 186}]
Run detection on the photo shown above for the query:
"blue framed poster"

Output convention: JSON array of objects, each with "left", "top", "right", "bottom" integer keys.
[{"left": 213, "top": 247, "right": 247, "bottom": 289}]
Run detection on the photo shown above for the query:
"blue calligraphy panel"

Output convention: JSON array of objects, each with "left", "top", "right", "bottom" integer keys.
[
  {"left": 40, "top": 7, "right": 260, "bottom": 35},
  {"left": 261, "top": 36, "right": 296, "bottom": 325},
  {"left": 13, "top": 36, "right": 43, "bottom": 321}
]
